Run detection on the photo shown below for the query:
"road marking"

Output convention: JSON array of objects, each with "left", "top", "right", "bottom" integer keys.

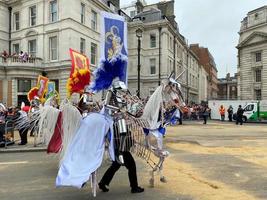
[{"left": 0, "top": 161, "right": 29, "bottom": 165}]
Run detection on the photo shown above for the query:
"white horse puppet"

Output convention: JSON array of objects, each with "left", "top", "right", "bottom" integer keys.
[{"left": 140, "top": 70, "right": 186, "bottom": 187}]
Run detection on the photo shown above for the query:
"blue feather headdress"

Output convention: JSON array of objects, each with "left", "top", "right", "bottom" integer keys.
[{"left": 90, "top": 54, "right": 127, "bottom": 92}]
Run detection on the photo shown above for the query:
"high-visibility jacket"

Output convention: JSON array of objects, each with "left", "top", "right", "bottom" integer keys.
[{"left": 219, "top": 107, "right": 225, "bottom": 115}]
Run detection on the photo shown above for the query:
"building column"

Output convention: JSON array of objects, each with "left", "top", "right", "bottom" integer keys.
[
  {"left": 0, "top": 80, "right": 2, "bottom": 102},
  {"left": 227, "top": 84, "right": 230, "bottom": 100},
  {"left": 7, "top": 80, "right": 12, "bottom": 107},
  {"left": 2, "top": 79, "right": 8, "bottom": 105}
]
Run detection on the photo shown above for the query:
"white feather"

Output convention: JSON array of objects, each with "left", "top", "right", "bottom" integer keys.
[{"left": 59, "top": 100, "right": 82, "bottom": 163}]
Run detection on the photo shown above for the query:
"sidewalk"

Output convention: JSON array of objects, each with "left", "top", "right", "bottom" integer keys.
[{"left": 0, "top": 130, "right": 46, "bottom": 153}]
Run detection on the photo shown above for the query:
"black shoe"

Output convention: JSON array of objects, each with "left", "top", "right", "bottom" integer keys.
[
  {"left": 18, "top": 142, "right": 27, "bottom": 145},
  {"left": 98, "top": 183, "right": 109, "bottom": 192},
  {"left": 131, "top": 186, "right": 144, "bottom": 193}
]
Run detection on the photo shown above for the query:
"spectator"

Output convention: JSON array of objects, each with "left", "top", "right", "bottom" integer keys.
[
  {"left": 23, "top": 52, "right": 29, "bottom": 62},
  {"left": 219, "top": 105, "right": 225, "bottom": 121},
  {"left": 14, "top": 107, "right": 28, "bottom": 145},
  {"left": 0, "top": 109, "right": 6, "bottom": 143},
  {"left": 178, "top": 109, "right": 183, "bottom": 125},
  {"left": 1, "top": 50, "right": 8, "bottom": 62},
  {"left": 202, "top": 104, "right": 210, "bottom": 124},
  {"left": 236, "top": 105, "right": 244, "bottom": 125},
  {"left": 227, "top": 105, "right": 233, "bottom": 122},
  {"left": 19, "top": 51, "right": 24, "bottom": 61}
]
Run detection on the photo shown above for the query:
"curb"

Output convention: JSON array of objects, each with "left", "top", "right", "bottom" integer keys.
[{"left": 0, "top": 147, "right": 47, "bottom": 153}]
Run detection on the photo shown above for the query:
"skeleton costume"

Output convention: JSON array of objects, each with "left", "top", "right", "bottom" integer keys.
[{"left": 140, "top": 71, "right": 186, "bottom": 187}]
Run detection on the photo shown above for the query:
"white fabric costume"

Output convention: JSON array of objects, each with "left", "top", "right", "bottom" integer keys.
[{"left": 56, "top": 112, "right": 115, "bottom": 188}]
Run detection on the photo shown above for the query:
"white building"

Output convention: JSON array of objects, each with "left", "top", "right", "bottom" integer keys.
[
  {"left": 237, "top": 5, "right": 267, "bottom": 100},
  {"left": 198, "top": 65, "right": 208, "bottom": 102},
  {"left": 0, "top": 0, "right": 120, "bottom": 106},
  {"left": 123, "top": 0, "right": 203, "bottom": 103}
]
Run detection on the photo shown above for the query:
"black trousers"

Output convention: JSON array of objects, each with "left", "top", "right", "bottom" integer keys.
[
  {"left": 0, "top": 123, "right": 5, "bottom": 142},
  {"left": 179, "top": 111, "right": 183, "bottom": 125},
  {"left": 19, "top": 128, "right": 28, "bottom": 144},
  {"left": 228, "top": 114, "right": 233, "bottom": 122},
  {"left": 236, "top": 116, "right": 243, "bottom": 125},
  {"left": 203, "top": 115, "right": 207, "bottom": 124},
  {"left": 100, "top": 151, "right": 138, "bottom": 189}
]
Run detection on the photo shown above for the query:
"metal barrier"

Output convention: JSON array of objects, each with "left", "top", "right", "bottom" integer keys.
[{"left": 4, "top": 121, "right": 15, "bottom": 148}]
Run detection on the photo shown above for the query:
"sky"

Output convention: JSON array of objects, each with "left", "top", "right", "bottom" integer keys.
[{"left": 122, "top": 0, "right": 267, "bottom": 78}]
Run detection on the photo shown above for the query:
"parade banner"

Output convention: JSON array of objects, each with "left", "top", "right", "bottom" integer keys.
[
  {"left": 100, "top": 11, "right": 128, "bottom": 83},
  {"left": 69, "top": 48, "right": 90, "bottom": 77},
  {"left": 47, "top": 81, "right": 56, "bottom": 95},
  {"left": 37, "top": 75, "right": 49, "bottom": 98},
  {"left": 67, "top": 49, "right": 90, "bottom": 97},
  {"left": 28, "top": 75, "right": 49, "bottom": 102}
]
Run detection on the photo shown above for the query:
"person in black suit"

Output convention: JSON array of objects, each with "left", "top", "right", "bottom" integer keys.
[{"left": 98, "top": 126, "right": 144, "bottom": 193}]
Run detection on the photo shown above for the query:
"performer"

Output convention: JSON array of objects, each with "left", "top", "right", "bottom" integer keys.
[
  {"left": 99, "top": 151, "right": 144, "bottom": 193},
  {"left": 98, "top": 81, "right": 144, "bottom": 193}
]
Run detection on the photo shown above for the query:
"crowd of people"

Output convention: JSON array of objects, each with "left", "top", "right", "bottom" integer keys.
[
  {"left": 1, "top": 50, "right": 32, "bottom": 62},
  {"left": 219, "top": 104, "right": 244, "bottom": 125},
  {"left": 0, "top": 106, "right": 17, "bottom": 147},
  {"left": 0, "top": 104, "right": 37, "bottom": 147}
]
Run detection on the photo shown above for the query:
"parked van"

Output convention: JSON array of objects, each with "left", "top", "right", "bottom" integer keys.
[
  {"left": 208, "top": 100, "right": 267, "bottom": 122},
  {"left": 233, "top": 101, "right": 267, "bottom": 122}
]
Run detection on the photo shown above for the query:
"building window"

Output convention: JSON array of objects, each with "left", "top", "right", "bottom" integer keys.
[
  {"left": 108, "top": 2, "right": 116, "bottom": 12},
  {"left": 150, "top": 58, "right": 156, "bottom": 74},
  {"left": 255, "top": 52, "right": 261, "bottom": 62},
  {"left": 28, "top": 39, "right": 36, "bottom": 57},
  {"left": 18, "top": 79, "right": 31, "bottom": 93},
  {"left": 13, "top": 43, "right": 20, "bottom": 54},
  {"left": 91, "top": 10, "right": 97, "bottom": 30},
  {"left": 80, "top": 38, "right": 85, "bottom": 54},
  {"left": 14, "top": 12, "right": 20, "bottom": 30},
  {"left": 149, "top": 88, "right": 155, "bottom": 96},
  {"left": 50, "top": 0, "right": 57, "bottom": 22},
  {"left": 91, "top": 42, "right": 97, "bottom": 65},
  {"left": 81, "top": 3, "right": 85, "bottom": 24},
  {"left": 50, "top": 79, "right": 59, "bottom": 92},
  {"left": 255, "top": 13, "right": 259, "bottom": 19},
  {"left": 49, "top": 36, "right": 57, "bottom": 60},
  {"left": 150, "top": 34, "right": 156, "bottom": 48},
  {"left": 29, "top": 5, "right": 36, "bottom": 26},
  {"left": 255, "top": 69, "right": 261, "bottom": 82},
  {"left": 255, "top": 89, "right": 261, "bottom": 100},
  {"left": 130, "top": 10, "right": 136, "bottom": 18}
]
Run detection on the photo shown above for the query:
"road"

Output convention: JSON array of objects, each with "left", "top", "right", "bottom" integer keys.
[{"left": 1, "top": 121, "right": 267, "bottom": 200}]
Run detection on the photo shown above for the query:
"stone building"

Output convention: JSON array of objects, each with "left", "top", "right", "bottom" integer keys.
[
  {"left": 190, "top": 44, "right": 218, "bottom": 100},
  {"left": 122, "top": 0, "right": 205, "bottom": 103},
  {"left": 0, "top": 0, "right": 120, "bottom": 106},
  {"left": 198, "top": 64, "right": 208, "bottom": 102},
  {"left": 237, "top": 5, "right": 267, "bottom": 100},
  {"left": 217, "top": 73, "right": 237, "bottom": 100}
]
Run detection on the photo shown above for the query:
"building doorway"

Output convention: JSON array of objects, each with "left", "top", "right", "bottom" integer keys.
[{"left": 17, "top": 95, "right": 29, "bottom": 107}]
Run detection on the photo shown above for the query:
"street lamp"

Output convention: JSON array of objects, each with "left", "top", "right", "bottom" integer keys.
[{"left": 136, "top": 28, "right": 142, "bottom": 98}]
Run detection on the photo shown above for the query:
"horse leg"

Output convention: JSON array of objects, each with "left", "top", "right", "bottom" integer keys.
[
  {"left": 90, "top": 171, "right": 97, "bottom": 197},
  {"left": 159, "top": 157, "right": 167, "bottom": 183}
]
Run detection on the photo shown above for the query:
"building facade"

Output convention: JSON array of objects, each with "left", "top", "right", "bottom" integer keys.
[
  {"left": 0, "top": 0, "right": 120, "bottom": 106},
  {"left": 198, "top": 64, "right": 208, "bottom": 102},
  {"left": 123, "top": 0, "right": 204, "bottom": 103},
  {"left": 217, "top": 73, "right": 237, "bottom": 100},
  {"left": 237, "top": 6, "right": 267, "bottom": 100},
  {"left": 190, "top": 44, "right": 218, "bottom": 100}
]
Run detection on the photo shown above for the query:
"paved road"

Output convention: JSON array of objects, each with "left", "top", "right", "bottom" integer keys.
[
  {"left": 1, "top": 121, "right": 267, "bottom": 200},
  {"left": 0, "top": 152, "right": 183, "bottom": 200}
]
